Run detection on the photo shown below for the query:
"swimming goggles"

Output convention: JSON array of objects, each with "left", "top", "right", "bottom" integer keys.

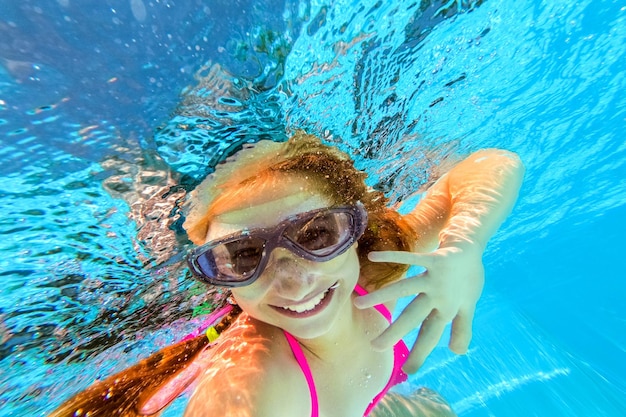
[{"left": 187, "top": 203, "right": 368, "bottom": 287}]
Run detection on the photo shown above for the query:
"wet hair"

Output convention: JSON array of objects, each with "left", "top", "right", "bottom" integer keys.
[
  {"left": 51, "top": 132, "right": 416, "bottom": 416},
  {"left": 49, "top": 305, "right": 242, "bottom": 417}
]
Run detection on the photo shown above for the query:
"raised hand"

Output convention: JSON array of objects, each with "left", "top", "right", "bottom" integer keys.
[{"left": 354, "top": 244, "right": 484, "bottom": 373}]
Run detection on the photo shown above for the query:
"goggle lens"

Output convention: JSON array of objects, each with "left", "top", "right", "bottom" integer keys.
[
  {"left": 285, "top": 211, "right": 353, "bottom": 256},
  {"left": 196, "top": 236, "right": 266, "bottom": 283}
]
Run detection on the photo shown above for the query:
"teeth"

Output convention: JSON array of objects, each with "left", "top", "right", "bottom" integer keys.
[{"left": 283, "top": 290, "right": 327, "bottom": 313}]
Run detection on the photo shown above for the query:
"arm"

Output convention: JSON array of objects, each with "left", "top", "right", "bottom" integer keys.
[
  {"left": 408, "top": 148, "right": 525, "bottom": 252},
  {"left": 355, "top": 149, "right": 524, "bottom": 373}
]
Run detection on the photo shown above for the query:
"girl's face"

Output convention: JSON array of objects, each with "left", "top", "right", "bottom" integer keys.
[{"left": 206, "top": 175, "right": 360, "bottom": 340}]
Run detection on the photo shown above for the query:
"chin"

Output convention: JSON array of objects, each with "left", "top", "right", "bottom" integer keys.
[{"left": 273, "top": 280, "right": 355, "bottom": 340}]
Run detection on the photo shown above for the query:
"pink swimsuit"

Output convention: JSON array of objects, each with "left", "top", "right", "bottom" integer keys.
[{"left": 283, "top": 284, "right": 409, "bottom": 417}]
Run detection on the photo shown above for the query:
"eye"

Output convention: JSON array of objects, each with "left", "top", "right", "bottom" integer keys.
[
  {"left": 232, "top": 246, "right": 261, "bottom": 260},
  {"left": 293, "top": 215, "right": 339, "bottom": 250},
  {"left": 222, "top": 238, "right": 264, "bottom": 274}
]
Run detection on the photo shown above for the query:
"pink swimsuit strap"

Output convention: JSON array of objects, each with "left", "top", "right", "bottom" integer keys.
[
  {"left": 284, "top": 331, "right": 320, "bottom": 417},
  {"left": 284, "top": 284, "right": 409, "bottom": 417}
]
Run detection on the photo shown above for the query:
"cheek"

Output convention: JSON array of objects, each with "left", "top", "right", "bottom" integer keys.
[
  {"left": 321, "top": 247, "right": 360, "bottom": 277},
  {"left": 230, "top": 286, "right": 263, "bottom": 308},
  {"left": 230, "top": 291, "right": 264, "bottom": 321}
]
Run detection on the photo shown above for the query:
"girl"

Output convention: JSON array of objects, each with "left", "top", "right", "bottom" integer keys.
[{"left": 51, "top": 132, "right": 523, "bottom": 417}]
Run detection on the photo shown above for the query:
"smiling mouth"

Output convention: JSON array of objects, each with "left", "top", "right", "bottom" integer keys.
[{"left": 272, "top": 282, "right": 339, "bottom": 318}]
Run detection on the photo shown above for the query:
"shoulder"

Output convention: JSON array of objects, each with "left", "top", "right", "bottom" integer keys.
[{"left": 184, "top": 314, "right": 313, "bottom": 417}]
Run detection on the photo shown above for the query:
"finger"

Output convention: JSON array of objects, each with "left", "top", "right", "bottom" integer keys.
[
  {"left": 368, "top": 251, "right": 435, "bottom": 268},
  {"left": 448, "top": 308, "right": 475, "bottom": 354},
  {"left": 371, "top": 295, "right": 432, "bottom": 351},
  {"left": 403, "top": 313, "right": 447, "bottom": 374},
  {"left": 354, "top": 274, "right": 428, "bottom": 309}
]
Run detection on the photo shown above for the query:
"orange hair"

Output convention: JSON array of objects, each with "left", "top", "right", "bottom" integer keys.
[{"left": 49, "top": 305, "right": 242, "bottom": 417}]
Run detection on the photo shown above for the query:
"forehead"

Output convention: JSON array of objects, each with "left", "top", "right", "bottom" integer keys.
[
  {"left": 206, "top": 175, "right": 331, "bottom": 240},
  {"left": 212, "top": 173, "right": 326, "bottom": 215}
]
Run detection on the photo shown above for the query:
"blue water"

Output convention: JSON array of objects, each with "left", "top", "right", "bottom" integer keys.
[{"left": 1, "top": 0, "right": 625, "bottom": 416}]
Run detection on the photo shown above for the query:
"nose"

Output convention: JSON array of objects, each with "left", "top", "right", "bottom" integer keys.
[{"left": 265, "top": 248, "right": 317, "bottom": 301}]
